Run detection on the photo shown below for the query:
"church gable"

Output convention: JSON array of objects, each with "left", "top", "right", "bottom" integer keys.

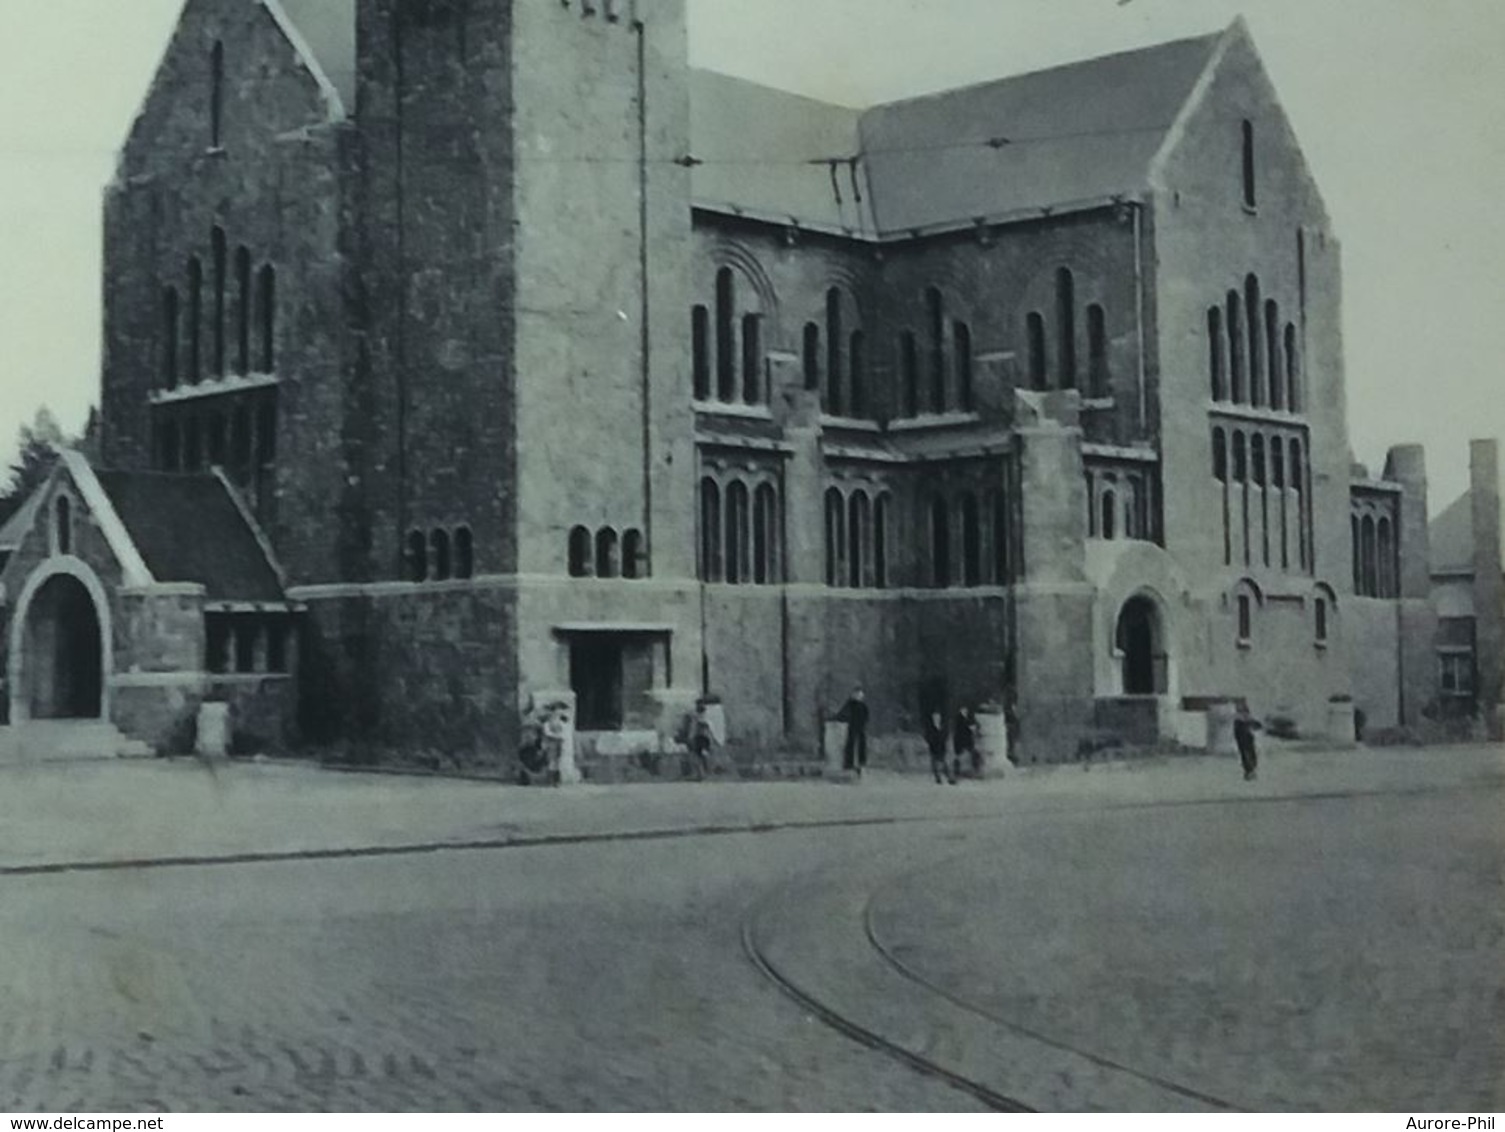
[{"left": 116, "top": 0, "right": 341, "bottom": 184}]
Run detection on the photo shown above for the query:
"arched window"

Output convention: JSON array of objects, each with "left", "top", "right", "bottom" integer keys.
[
  {"left": 622, "top": 528, "right": 643, "bottom": 579},
  {"left": 1055, "top": 268, "right": 1077, "bottom": 388},
  {"left": 231, "top": 405, "right": 252, "bottom": 474},
  {"left": 1284, "top": 323, "right": 1300, "bottom": 412},
  {"left": 930, "top": 494, "right": 951, "bottom": 588},
  {"left": 1241, "top": 119, "right": 1256, "bottom": 209},
  {"left": 54, "top": 494, "right": 72, "bottom": 556},
  {"left": 569, "top": 525, "right": 593, "bottom": 578},
  {"left": 1213, "top": 427, "right": 1228, "bottom": 482},
  {"left": 211, "top": 41, "right": 225, "bottom": 149},
  {"left": 258, "top": 265, "right": 276, "bottom": 373},
  {"left": 824, "top": 488, "right": 845, "bottom": 587},
  {"left": 1227, "top": 292, "right": 1244, "bottom": 403},
  {"left": 1252, "top": 434, "right": 1268, "bottom": 566},
  {"left": 212, "top": 226, "right": 227, "bottom": 377},
  {"left": 753, "top": 483, "right": 777, "bottom": 585},
  {"left": 1265, "top": 299, "right": 1282, "bottom": 410},
  {"left": 1360, "top": 515, "right": 1377, "bottom": 597},
  {"left": 849, "top": 330, "right": 866, "bottom": 418},
  {"left": 741, "top": 313, "right": 762, "bottom": 405},
  {"left": 827, "top": 288, "right": 845, "bottom": 416},
  {"left": 992, "top": 491, "right": 1010, "bottom": 584},
  {"left": 803, "top": 323, "right": 821, "bottom": 394},
  {"left": 1245, "top": 275, "right": 1263, "bottom": 406},
  {"left": 1232, "top": 431, "right": 1248, "bottom": 483},
  {"left": 691, "top": 305, "right": 710, "bottom": 400},
  {"left": 725, "top": 481, "right": 749, "bottom": 585},
  {"left": 1100, "top": 489, "right": 1117, "bottom": 541},
  {"left": 901, "top": 331, "right": 919, "bottom": 417},
  {"left": 1377, "top": 516, "right": 1395, "bottom": 598},
  {"left": 715, "top": 268, "right": 736, "bottom": 402},
  {"left": 1251, "top": 433, "right": 1266, "bottom": 486},
  {"left": 1351, "top": 514, "right": 1362, "bottom": 593},
  {"left": 431, "top": 528, "right": 452, "bottom": 581},
  {"left": 1086, "top": 304, "right": 1108, "bottom": 398},
  {"left": 953, "top": 321, "right": 973, "bottom": 411},
  {"left": 960, "top": 493, "right": 981, "bottom": 585},
  {"left": 848, "top": 491, "right": 869, "bottom": 588},
  {"left": 699, "top": 479, "right": 721, "bottom": 582},
  {"left": 406, "top": 529, "right": 428, "bottom": 582},
  {"left": 927, "top": 287, "right": 945, "bottom": 413},
  {"left": 162, "top": 287, "right": 180, "bottom": 388},
  {"left": 159, "top": 417, "right": 181, "bottom": 472},
  {"left": 595, "top": 527, "right": 619, "bottom": 580},
  {"left": 187, "top": 257, "right": 203, "bottom": 383},
  {"left": 183, "top": 415, "right": 203, "bottom": 472},
  {"left": 1290, "top": 439, "right": 1306, "bottom": 569},
  {"left": 235, "top": 247, "right": 252, "bottom": 376},
  {"left": 454, "top": 526, "right": 475, "bottom": 580},
  {"left": 1207, "top": 307, "right": 1225, "bottom": 401},
  {"left": 1027, "top": 312, "right": 1047, "bottom": 390},
  {"left": 1273, "top": 439, "right": 1288, "bottom": 570},
  {"left": 874, "top": 494, "right": 890, "bottom": 589}
]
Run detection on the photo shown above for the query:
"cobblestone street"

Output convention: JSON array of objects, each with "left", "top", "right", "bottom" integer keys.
[{"left": 0, "top": 746, "right": 1501, "bottom": 1110}]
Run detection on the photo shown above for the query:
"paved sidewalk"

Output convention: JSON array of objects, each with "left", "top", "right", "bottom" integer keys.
[{"left": 0, "top": 743, "right": 1499, "bottom": 873}]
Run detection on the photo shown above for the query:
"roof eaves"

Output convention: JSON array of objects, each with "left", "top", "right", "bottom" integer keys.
[
  {"left": 260, "top": 0, "right": 347, "bottom": 123},
  {"left": 210, "top": 466, "right": 288, "bottom": 590}
]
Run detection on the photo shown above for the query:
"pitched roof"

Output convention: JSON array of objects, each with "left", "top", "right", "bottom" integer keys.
[
  {"left": 92, "top": 471, "right": 286, "bottom": 602},
  {"left": 691, "top": 29, "right": 1224, "bottom": 236},
  {"left": 0, "top": 486, "right": 44, "bottom": 551}
]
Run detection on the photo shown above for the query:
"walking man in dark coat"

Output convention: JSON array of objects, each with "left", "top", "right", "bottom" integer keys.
[
  {"left": 1234, "top": 703, "right": 1262, "bottom": 781},
  {"left": 836, "top": 686, "right": 869, "bottom": 777}
]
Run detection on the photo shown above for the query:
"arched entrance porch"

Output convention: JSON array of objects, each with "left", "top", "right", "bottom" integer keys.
[
  {"left": 9, "top": 561, "right": 111, "bottom": 724},
  {"left": 1115, "top": 594, "right": 1168, "bottom": 696}
]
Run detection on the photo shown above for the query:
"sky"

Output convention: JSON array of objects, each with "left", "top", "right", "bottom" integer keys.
[{"left": 0, "top": 0, "right": 1501, "bottom": 509}]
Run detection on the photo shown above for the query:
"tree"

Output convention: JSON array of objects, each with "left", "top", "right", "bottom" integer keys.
[{"left": 0, "top": 407, "right": 70, "bottom": 527}]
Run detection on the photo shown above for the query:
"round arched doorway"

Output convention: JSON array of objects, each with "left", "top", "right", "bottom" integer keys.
[
  {"left": 1115, "top": 594, "right": 1168, "bottom": 696},
  {"left": 21, "top": 573, "right": 104, "bottom": 720}
]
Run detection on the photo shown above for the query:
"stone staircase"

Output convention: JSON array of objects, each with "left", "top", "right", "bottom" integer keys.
[{"left": 0, "top": 720, "right": 154, "bottom": 765}]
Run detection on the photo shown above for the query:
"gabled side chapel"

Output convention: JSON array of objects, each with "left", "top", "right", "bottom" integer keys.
[{"left": 0, "top": 0, "right": 1484, "bottom": 764}]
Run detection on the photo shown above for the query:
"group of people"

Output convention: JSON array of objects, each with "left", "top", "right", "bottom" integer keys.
[{"left": 834, "top": 687, "right": 987, "bottom": 784}]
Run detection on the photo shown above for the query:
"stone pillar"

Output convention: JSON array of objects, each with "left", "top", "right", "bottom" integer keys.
[
  {"left": 1011, "top": 391, "right": 1096, "bottom": 763},
  {"left": 778, "top": 384, "right": 828, "bottom": 750},
  {"left": 1384, "top": 445, "right": 1438, "bottom": 727},
  {"left": 1469, "top": 440, "right": 1503, "bottom": 739}
]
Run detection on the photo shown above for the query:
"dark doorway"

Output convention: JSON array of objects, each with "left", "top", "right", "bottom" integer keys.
[
  {"left": 1116, "top": 595, "right": 1166, "bottom": 696},
  {"left": 25, "top": 574, "right": 104, "bottom": 720},
  {"left": 571, "top": 636, "right": 624, "bottom": 731}
]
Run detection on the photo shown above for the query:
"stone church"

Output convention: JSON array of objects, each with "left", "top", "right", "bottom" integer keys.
[{"left": 0, "top": 0, "right": 1496, "bottom": 766}]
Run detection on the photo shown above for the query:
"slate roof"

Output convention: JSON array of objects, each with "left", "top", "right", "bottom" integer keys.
[{"left": 92, "top": 471, "right": 285, "bottom": 602}]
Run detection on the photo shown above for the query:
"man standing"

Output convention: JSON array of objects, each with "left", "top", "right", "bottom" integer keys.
[
  {"left": 836, "top": 686, "right": 870, "bottom": 778},
  {"left": 1233, "top": 702, "right": 1262, "bottom": 781}
]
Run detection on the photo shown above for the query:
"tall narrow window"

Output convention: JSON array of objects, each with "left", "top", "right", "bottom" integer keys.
[
  {"left": 849, "top": 330, "right": 866, "bottom": 418},
  {"left": 901, "top": 331, "right": 919, "bottom": 417},
  {"left": 207, "top": 411, "right": 228, "bottom": 467},
  {"left": 691, "top": 305, "right": 710, "bottom": 400},
  {"left": 699, "top": 480, "right": 721, "bottom": 582},
  {"left": 187, "top": 257, "right": 203, "bottom": 383},
  {"left": 1241, "top": 119, "right": 1256, "bottom": 209},
  {"left": 1100, "top": 489, "right": 1117, "bottom": 541},
  {"left": 569, "top": 525, "right": 593, "bottom": 578},
  {"left": 992, "top": 491, "right": 1010, "bottom": 584},
  {"left": 256, "top": 396, "right": 276, "bottom": 465},
  {"left": 1086, "top": 304, "right": 1108, "bottom": 398},
  {"left": 803, "top": 323, "right": 821, "bottom": 395},
  {"left": 1227, "top": 292, "right": 1244, "bottom": 403},
  {"left": 163, "top": 287, "right": 180, "bottom": 388},
  {"left": 927, "top": 287, "right": 945, "bottom": 413},
  {"left": 1360, "top": 515, "right": 1377, "bottom": 597},
  {"left": 1351, "top": 514, "right": 1362, "bottom": 593},
  {"left": 929, "top": 495, "right": 950, "bottom": 588},
  {"left": 1252, "top": 434, "right": 1269, "bottom": 567},
  {"left": 159, "top": 418, "right": 181, "bottom": 472},
  {"left": 1290, "top": 439, "right": 1306, "bottom": 570},
  {"left": 211, "top": 41, "right": 225, "bottom": 149},
  {"left": 1238, "top": 594, "right": 1252, "bottom": 642},
  {"left": 1027, "top": 312, "right": 1047, "bottom": 390},
  {"left": 1246, "top": 275, "right": 1263, "bottom": 406},
  {"left": 1377, "top": 516, "right": 1395, "bottom": 598},
  {"left": 1315, "top": 597, "right": 1328, "bottom": 643},
  {"left": 741, "top": 314, "right": 762, "bottom": 404},
  {"left": 1213, "top": 428, "right": 1228, "bottom": 483},
  {"left": 725, "top": 482, "right": 749, "bottom": 585},
  {"left": 258, "top": 265, "right": 275, "bottom": 373},
  {"left": 54, "top": 495, "right": 72, "bottom": 556},
  {"left": 953, "top": 321, "right": 974, "bottom": 411},
  {"left": 960, "top": 493, "right": 981, "bottom": 585},
  {"left": 874, "top": 495, "right": 890, "bottom": 589},
  {"left": 1233, "top": 430, "right": 1249, "bottom": 565},
  {"left": 212, "top": 227, "right": 227, "bottom": 376},
  {"left": 231, "top": 406, "right": 252, "bottom": 477},
  {"left": 595, "top": 527, "right": 619, "bottom": 580},
  {"left": 455, "top": 526, "right": 475, "bottom": 580},
  {"left": 827, "top": 289, "right": 845, "bottom": 417},
  {"left": 753, "top": 483, "right": 777, "bottom": 585},
  {"left": 1055, "top": 268, "right": 1076, "bottom": 388},
  {"left": 848, "top": 492, "right": 869, "bottom": 588},
  {"left": 1284, "top": 323, "right": 1299, "bottom": 412},
  {"left": 1273, "top": 440, "right": 1288, "bottom": 570},
  {"left": 825, "top": 488, "right": 845, "bottom": 588},
  {"left": 235, "top": 247, "right": 251, "bottom": 376},
  {"left": 1265, "top": 299, "right": 1282, "bottom": 410},
  {"left": 431, "top": 528, "right": 452, "bottom": 581},
  {"left": 1207, "top": 307, "right": 1225, "bottom": 401},
  {"left": 622, "top": 529, "right": 643, "bottom": 580},
  {"left": 715, "top": 268, "right": 735, "bottom": 402},
  {"left": 407, "top": 530, "right": 428, "bottom": 581}
]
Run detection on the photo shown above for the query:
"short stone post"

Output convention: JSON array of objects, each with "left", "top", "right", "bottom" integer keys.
[{"left": 196, "top": 701, "right": 230, "bottom": 759}]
